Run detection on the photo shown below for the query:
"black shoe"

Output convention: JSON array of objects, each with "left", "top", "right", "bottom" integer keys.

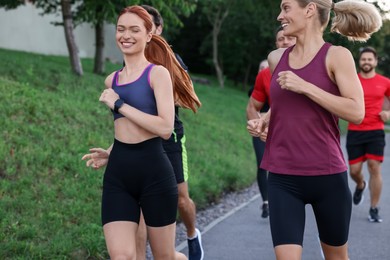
[
  {"left": 368, "top": 207, "right": 383, "bottom": 223},
  {"left": 188, "top": 228, "right": 204, "bottom": 260},
  {"left": 261, "top": 203, "right": 269, "bottom": 218},
  {"left": 353, "top": 181, "right": 366, "bottom": 205}
]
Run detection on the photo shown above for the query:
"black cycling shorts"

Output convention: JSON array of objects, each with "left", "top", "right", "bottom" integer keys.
[
  {"left": 268, "top": 171, "right": 351, "bottom": 247},
  {"left": 101, "top": 138, "right": 178, "bottom": 227}
]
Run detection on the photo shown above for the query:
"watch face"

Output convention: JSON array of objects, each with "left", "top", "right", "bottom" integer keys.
[
  {"left": 115, "top": 99, "right": 124, "bottom": 113},
  {"left": 116, "top": 99, "right": 123, "bottom": 106}
]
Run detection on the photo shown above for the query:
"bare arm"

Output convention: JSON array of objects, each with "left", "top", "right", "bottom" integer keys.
[
  {"left": 306, "top": 47, "right": 364, "bottom": 124},
  {"left": 379, "top": 96, "right": 390, "bottom": 122},
  {"left": 246, "top": 97, "right": 264, "bottom": 120}
]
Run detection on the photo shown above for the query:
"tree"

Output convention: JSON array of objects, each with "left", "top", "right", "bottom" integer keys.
[
  {"left": 0, "top": 0, "right": 26, "bottom": 9},
  {"left": 219, "top": 0, "right": 280, "bottom": 89},
  {"left": 60, "top": 0, "right": 83, "bottom": 76},
  {"left": 1, "top": 0, "right": 197, "bottom": 75},
  {"left": 173, "top": 0, "right": 390, "bottom": 90},
  {"left": 73, "top": 0, "right": 130, "bottom": 75},
  {"left": 199, "top": 0, "right": 233, "bottom": 88},
  {"left": 4, "top": 0, "right": 85, "bottom": 76}
]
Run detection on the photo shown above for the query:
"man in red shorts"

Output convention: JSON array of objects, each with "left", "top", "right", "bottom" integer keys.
[{"left": 347, "top": 47, "right": 390, "bottom": 223}]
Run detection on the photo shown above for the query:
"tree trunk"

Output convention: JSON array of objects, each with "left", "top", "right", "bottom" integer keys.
[
  {"left": 93, "top": 21, "right": 105, "bottom": 75},
  {"left": 210, "top": 8, "right": 229, "bottom": 88},
  {"left": 212, "top": 24, "right": 224, "bottom": 88},
  {"left": 61, "top": 0, "right": 83, "bottom": 76},
  {"left": 242, "top": 63, "right": 252, "bottom": 90}
]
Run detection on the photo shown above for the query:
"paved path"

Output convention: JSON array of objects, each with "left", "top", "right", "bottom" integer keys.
[{"left": 178, "top": 135, "right": 390, "bottom": 259}]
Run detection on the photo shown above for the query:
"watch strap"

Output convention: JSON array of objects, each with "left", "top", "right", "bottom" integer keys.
[{"left": 114, "top": 99, "right": 124, "bottom": 113}]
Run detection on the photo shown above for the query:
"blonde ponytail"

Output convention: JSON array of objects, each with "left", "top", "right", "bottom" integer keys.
[{"left": 331, "top": 0, "right": 383, "bottom": 42}]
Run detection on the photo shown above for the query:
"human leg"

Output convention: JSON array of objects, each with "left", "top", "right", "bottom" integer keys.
[
  {"left": 320, "top": 243, "right": 348, "bottom": 260},
  {"left": 142, "top": 190, "right": 183, "bottom": 260},
  {"left": 257, "top": 167, "right": 268, "bottom": 202},
  {"left": 365, "top": 131, "right": 385, "bottom": 207},
  {"left": 178, "top": 182, "right": 196, "bottom": 237},
  {"left": 365, "top": 130, "right": 385, "bottom": 222},
  {"left": 135, "top": 211, "right": 147, "bottom": 260},
  {"left": 252, "top": 137, "right": 268, "bottom": 201},
  {"left": 141, "top": 178, "right": 179, "bottom": 259},
  {"left": 252, "top": 137, "right": 269, "bottom": 217},
  {"left": 312, "top": 172, "right": 351, "bottom": 260},
  {"left": 268, "top": 173, "right": 306, "bottom": 259},
  {"left": 367, "top": 159, "right": 382, "bottom": 207},
  {"left": 274, "top": 245, "right": 302, "bottom": 260},
  {"left": 102, "top": 139, "right": 166, "bottom": 259},
  {"left": 148, "top": 223, "right": 187, "bottom": 260},
  {"left": 177, "top": 183, "right": 204, "bottom": 259},
  {"left": 103, "top": 221, "right": 138, "bottom": 260},
  {"left": 346, "top": 132, "right": 367, "bottom": 205},
  {"left": 164, "top": 134, "right": 204, "bottom": 259},
  {"left": 175, "top": 170, "right": 204, "bottom": 260},
  {"left": 257, "top": 167, "right": 269, "bottom": 218},
  {"left": 346, "top": 133, "right": 365, "bottom": 189},
  {"left": 349, "top": 162, "right": 365, "bottom": 188},
  {"left": 349, "top": 162, "right": 367, "bottom": 205},
  {"left": 164, "top": 135, "right": 197, "bottom": 236},
  {"left": 367, "top": 159, "right": 383, "bottom": 222},
  {"left": 104, "top": 221, "right": 139, "bottom": 260},
  {"left": 130, "top": 137, "right": 179, "bottom": 259}
]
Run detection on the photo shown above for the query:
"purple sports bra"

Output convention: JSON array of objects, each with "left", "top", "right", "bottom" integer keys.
[{"left": 111, "top": 64, "right": 157, "bottom": 120}]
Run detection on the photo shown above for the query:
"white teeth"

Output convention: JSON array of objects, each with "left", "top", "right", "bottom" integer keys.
[{"left": 282, "top": 23, "right": 288, "bottom": 28}]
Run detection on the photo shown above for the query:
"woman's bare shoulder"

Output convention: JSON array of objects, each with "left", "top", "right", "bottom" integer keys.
[
  {"left": 327, "top": 45, "right": 353, "bottom": 61},
  {"left": 327, "top": 45, "right": 355, "bottom": 69},
  {"left": 268, "top": 48, "right": 288, "bottom": 73},
  {"left": 104, "top": 71, "right": 117, "bottom": 89}
]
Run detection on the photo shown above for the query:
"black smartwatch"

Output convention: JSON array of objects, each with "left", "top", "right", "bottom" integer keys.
[{"left": 114, "top": 99, "right": 125, "bottom": 113}]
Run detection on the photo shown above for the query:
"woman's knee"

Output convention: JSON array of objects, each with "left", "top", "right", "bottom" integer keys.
[
  {"left": 321, "top": 241, "right": 349, "bottom": 260},
  {"left": 109, "top": 250, "right": 136, "bottom": 260},
  {"left": 151, "top": 249, "right": 175, "bottom": 260},
  {"left": 274, "top": 244, "right": 302, "bottom": 260}
]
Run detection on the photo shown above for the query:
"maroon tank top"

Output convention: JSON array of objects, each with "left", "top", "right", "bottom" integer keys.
[{"left": 261, "top": 43, "right": 347, "bottom": 176}]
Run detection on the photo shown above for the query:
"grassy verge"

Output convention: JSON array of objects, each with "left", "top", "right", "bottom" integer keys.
[{"left": 0, "top": 48, "right": 255, "bottom": 258}]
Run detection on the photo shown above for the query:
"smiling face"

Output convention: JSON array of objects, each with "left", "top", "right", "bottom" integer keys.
[
  {"left": 277, "top": 0, "right": 325, "bottom": 38},
  {"left": 116, "top": 12, "right": 152, "bottom": 55},
  {"left": 277, "top": 0, "right": 304, "bottom": 36},
  {"left": 359, "top": 51, "right": 377, "bottom": 74}
]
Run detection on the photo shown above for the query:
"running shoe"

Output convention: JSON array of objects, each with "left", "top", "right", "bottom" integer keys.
[
  {"left": 261, "top": 203, "right": 269, "bottom": 218},
  {"left": 353, "top": 181, "right": 366, "bottom": 205},
  {"left": 368, "top": 207, "right": 383, "bottom": 223},
  {"left": 188, "top": 228, "right": 204, "bottom": 260}
]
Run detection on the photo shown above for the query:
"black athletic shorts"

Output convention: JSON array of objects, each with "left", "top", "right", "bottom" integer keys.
[
  {"left": 102, "top": 138, "right": 178, "bottom": 227},
  {"left": 163, "top": 134, "right": 189, "bottom": 184},
  {"left": 346, "top": 130, "right": 385, "bottom": 164},
  {"left": 268, "top": 172, "right": 351, "bottom": 247}
]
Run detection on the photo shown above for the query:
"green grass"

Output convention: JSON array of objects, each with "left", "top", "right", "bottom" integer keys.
[{"left": 0, "top": 48, "right": 256, "bottom": 258}]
